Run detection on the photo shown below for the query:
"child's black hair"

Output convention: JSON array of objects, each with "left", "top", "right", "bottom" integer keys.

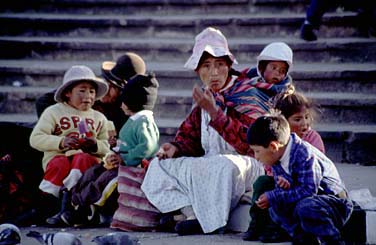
[
  {"left": 272, "top": 89, "right": 316, "bottom": 122},
  {"left": 120, "top": 73, "right": 159, "bottom": 113},
  {"left": 247, "top": 111, "right": 290, "bottom": 148}
]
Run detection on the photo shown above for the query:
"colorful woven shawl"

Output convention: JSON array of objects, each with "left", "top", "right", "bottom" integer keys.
[{"left": 213, "top": 67, "right": 292, "bottom": 120}]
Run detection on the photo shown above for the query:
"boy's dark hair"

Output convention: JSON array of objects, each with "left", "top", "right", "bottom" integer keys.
[
  {"left": 247, "top": 112, "right": 290, "bottom": 148},
  {"left": 272, "top": 89, "right": 316, "bottom": 121},
  {"left": 120, "top": 73, "right": 159, "bottom": 113}
]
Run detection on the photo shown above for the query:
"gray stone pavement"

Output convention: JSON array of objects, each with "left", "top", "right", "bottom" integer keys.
[{"left": 19, "top": 163, "right": 376, "bottom": 245}]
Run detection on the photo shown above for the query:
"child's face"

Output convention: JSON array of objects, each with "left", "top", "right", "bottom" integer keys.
[
  {"left": 197, "top": 56, "right": 230, "bottom": 92},
  {"left": 65, "top": 81, "right": 96, "bottom": 111},
  {"left": 287, "top": 107, "right": 311, "bottom": 138},
  {"left": 250, "top": 143, "right": 281, "bottom": 166},
  {"left": 263, "top": 61, "right": 288, "bottom": 84},
  {"left": 121, "top": 102, "right": 134, "bottom": 116}
]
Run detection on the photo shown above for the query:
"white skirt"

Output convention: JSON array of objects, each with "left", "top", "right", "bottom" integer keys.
[{"left": 141, "top": 154, "right": 264, "bottom": 233}]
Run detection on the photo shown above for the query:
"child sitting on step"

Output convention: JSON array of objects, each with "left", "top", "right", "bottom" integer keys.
[
  {"left": 244, "top": 111, "right": 353, "bottom": 244},
  {"left": 29, "top": 65, "right": 111, "bottom": 226},
  {"left": 59, "top": 74, "right": 160, "bottom": 227},
  {"left": 243, "top": 90, "right": 326, "bottom": 242}
]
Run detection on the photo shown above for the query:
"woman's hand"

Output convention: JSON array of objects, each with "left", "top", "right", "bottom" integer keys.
[
  {"left": 157, "top": 143, "right": 178, "bottom": 160},
  {"left": 192, "top": 84, "right": 218, "bottom": 120}
]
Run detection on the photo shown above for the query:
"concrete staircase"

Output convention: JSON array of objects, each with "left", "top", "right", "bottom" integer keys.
[{"left": 0, "top": 0, "right": 375, "bottom": 164}]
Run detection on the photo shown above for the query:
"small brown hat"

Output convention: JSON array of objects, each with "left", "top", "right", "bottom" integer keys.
[{"left": 101, "top": 52, "right": 146, "bottom": 88}]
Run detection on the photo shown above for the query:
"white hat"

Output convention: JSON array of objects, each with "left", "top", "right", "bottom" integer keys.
[
  {"left": 54, "top": 65, "right": 109, "bottom": 103},
  {"left": 184, "top": 27, "right": 237, "bottom": 70},
  {"left": 257, "top": 42, "right": 293, "bottom": 76}
]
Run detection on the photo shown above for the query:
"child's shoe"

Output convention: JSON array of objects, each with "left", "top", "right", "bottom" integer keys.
[
  {"left": 242, "top": 226, "right": 259, "bottom": 241},
  {"left": 60, "top": 209, "right": 87, "bottom": 226},
  {"left": 320, "top": 235, "right": 345, "bottom": 245},
  {"left": 259, "top": 225, "right": 291, "bottom": 243},
  {"left": 300, "top": 22, "right": 318, "bottom": 41},
  {"left": 242, "top": 215, "right": 259, "bottom": 241},
  {"left": 45, "top": 189, "right": 71, "bottom": 227},
  {"left": 256, "top": 207, "right": 291, "bottom": 243},
  {"left": 293, "top": 233, "right": 320, "bottom": 245},
  {"left": 45, "top": 213, "right": 65, "bottom": 226},
  {"left": 242, "top": 205, "right": 263, "bottom": 241}
]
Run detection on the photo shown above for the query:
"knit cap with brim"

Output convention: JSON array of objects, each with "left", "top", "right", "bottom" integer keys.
[
  {"left": 101, "top": 52, "right": 146, "bottom": 89},
  {"left": 256, "top": 42, "right": 293, "bottom": 77},
  {"left": 120, "top": 74, "right": 159, "bottom": 112},
  {"left": 54, "top": 65, "right": 108, "bottom": 103}
]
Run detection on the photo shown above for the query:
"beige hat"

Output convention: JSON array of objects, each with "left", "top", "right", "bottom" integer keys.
[
  {"left": 54, "top": 65, "right": 109, "bottom": 103},
  {"left": 184, "top": 27, "right": 237, "bottom": 70}
]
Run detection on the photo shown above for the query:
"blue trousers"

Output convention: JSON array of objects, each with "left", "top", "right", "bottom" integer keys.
[
  {"left": 269, "top": 195, "right": 353, "bottom": 240},
  {"left": 306, "top": 0, "right": 373, "bottom": 29}
]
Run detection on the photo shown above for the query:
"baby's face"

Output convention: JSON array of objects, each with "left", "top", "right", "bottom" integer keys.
[{"left": 263, "top": 61, "right": 288, "bottom": 84}]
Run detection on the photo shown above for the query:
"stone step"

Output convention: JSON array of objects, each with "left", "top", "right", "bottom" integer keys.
[
  {"left": 1, "top": 36, "right": 375, "bottom": 63},
  {"left": 1, "top": 113, "right": 375, "bottom": 164},
  {"left": 0, "top": 60, "right": 375, "bottom": 94},
  {"left": 0, "top": 0, "right": 309, "bottom": 15},
  {"left": 0, "top": 12, "right": 360, "bottom": 39},
  {"left": 1, "top": 86, "right": 375, "bottom": 124}
]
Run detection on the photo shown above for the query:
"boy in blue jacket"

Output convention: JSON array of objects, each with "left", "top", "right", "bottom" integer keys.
[{"left": 246, "top": 112, "right": 353, "bottom": 244}]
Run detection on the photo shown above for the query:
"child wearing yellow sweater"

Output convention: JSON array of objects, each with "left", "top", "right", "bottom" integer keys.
[{"left": 29, "top": 65, "right": 111, "bottom": 226}]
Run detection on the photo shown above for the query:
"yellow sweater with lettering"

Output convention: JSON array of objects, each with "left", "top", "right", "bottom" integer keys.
[{"left": 30, "top": 103, "right": 110, "bottom": 171}]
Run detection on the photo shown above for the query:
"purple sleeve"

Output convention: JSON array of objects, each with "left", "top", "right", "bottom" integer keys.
[
  {"left": 303, "top": 129, "right": 325, "bottom": 153},
  {"left": 265, "top": 157, "right": 322, "bottom": 207}
]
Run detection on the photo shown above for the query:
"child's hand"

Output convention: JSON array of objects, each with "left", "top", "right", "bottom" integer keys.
[
  {"left": 60, "top": 136, "right": 80, "bottom": 150},
  {"left": 157, "top": 143, "right": 177, "bottom": 160},
  {"left": 277, "top": 176, "right": 290, "bottom": 189},
  {"left": 255, "top": 194, "right": 269, "bottom": 209},
  {"left": 103, "top": 153, "right": 122, "bottom": 170},
  {"left": 80, "top": 137, "right": 98, "bottom": 153}
]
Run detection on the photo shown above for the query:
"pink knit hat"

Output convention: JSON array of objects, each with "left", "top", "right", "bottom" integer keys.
[{"left": 184, "top": 27, "right": 237, "bottom": 70}]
